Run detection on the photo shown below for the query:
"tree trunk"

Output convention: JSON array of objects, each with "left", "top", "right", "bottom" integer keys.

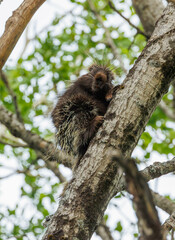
[
  {"left": 42, "top": 3, "right": 175, "bottom": 240},
  {"left": 132, "top": 0, "right": 164, "bottom": 37}
]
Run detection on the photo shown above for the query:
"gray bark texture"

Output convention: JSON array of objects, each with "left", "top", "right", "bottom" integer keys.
[
  {"left": 132, "top": 0, "right": 164, "bottom": 36},
  {"left": 42, "top": 3, "right": 175, "bottom": 240}
]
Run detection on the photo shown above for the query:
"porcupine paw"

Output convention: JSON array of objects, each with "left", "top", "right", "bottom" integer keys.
[{"left": 93, "top": 115, "right": 104, "bottom": 126}]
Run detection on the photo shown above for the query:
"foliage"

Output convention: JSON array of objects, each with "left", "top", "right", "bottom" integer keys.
[{"left": 0, "top": 0, "right": 174, "bottom": 239}]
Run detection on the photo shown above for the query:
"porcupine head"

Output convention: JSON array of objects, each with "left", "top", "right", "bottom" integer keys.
[{"left": 51, "top": 64, "right": 115, "bottom": 169}]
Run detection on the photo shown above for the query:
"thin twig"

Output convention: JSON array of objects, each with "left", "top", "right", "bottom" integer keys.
[
  {"left": 0, "top": 71, "right": 23, "bottom": 123},
  {"left": 159, "top": 100, "right": 175, "bottom": 121},
  {"left": 0, "top": 171, "right": 17, "bottom": 180},
  {"left": 44, "top": 161, "right": 67, "bottom": 183},
  {"left": 108, "top": 0, "right": 149, "bottom": 39},
  {"left": 87, "top": 0, "right": 127, "bottom": 74},
  {"left": 19, "top": 7, "right": 76, "bottom": 58},
  {"left": 19, "top": 25, "right": 30, "bottom": 59}
]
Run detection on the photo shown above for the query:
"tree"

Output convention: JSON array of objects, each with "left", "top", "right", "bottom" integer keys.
[{"left": 0, "top": 0, "right": 175, "bottom": 239}]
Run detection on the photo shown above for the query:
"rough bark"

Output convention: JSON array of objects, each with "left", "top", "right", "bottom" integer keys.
[
  {"left": 42, "top": 3, "right": 175, "bottom": 240},
  {"left": 132, "top": 0, "right": 164, "bottom": 37},
  {"left": 0, "top": 0, "right": 46, "bottom": 70}
]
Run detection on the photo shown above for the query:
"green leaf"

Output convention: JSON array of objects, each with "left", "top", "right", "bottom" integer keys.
[{"left": 115, "top": 221, "right": 123, "bottom": 232}]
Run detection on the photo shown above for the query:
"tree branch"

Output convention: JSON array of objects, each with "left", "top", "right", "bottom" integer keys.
[
  {"left": 114, "top": 155, "right": 175, "bottom": 239},
  {"left": 140, "top": 158, "right": 175, "bottom": 182},
  {"left": 132, "top": 0, "right": 164, "bottom": 37},
  {"left": 168, "top": 0, "right": 175, "bottom": 3},
  {"left": 96, "top": 219, "right": 114, "bottom": 240},
  {"left": 44, "top": 161, "right": 67, "bottom": 183},
  {"left": 152, "top": 191, "right": 175, "bottom": 215},
  {"left": 0, "top": 104, "right": 72, "bottom": 168},
  {"left": 151, "top": 191, "right": 175, "bottom": 239},
  {"left": 0, "top": 0, "right": 46, "bottom": 70},
  {"left": 116, "top": 157, "right": 175, "bottom": 194},
  {"left": 115, "top": 154, "right": 162, "bottom": 240},
  {"left": 42, "top": 3, "right": 175, "bottom": 239},
  {"left": 159, "top": 100, "right": 175, "bottom": 121},
  {"left": 108, "top": 0, "right": 149, "bottom": 39},
  {"left": 162, "top": 211, "right": 175, "bottom": 240}
]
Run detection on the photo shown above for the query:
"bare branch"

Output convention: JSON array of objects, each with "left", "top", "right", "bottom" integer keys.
[
  {"left": 0, "top": 171, "right": 17, "bottom": 180},
  {"left": 96, "top": 219, "right": 114, "bottom": 240},
  {"left": 151, "top": 191, "right": 175, "bottom": 239},
  {"left": 132, "top": 0, "right": 164, "bottom": 37},
  {"left": 152, "top": 191, "right": 175, "bottom": 215},
  {"left": 0, "top": 0, "right": 46, "bottom": 70},
  {"left": 167, "top": 0, "right": 175, "bottom": 3},
  {"left": 108, "top": 0, "right": 149, "bottom": 39},
  {"left": 44, "top": 161, "right": 67, "bottom": 183},
  {"left": 116, "top": 157, "right": 175, "bottom": 193},
  {"left": 113, "top": 153, "right": 162, "bottom": 240},
  {"left": 19, "top": 25, "right": 30, "bottom": 59},
  {"left": 34, "top": 153, "right": 67, "bottom": 183},
  {"left": 87, "top": 0, "right": 127, "bottom": 74},
  {"left": 140, "top": 158, "right": 175, "bottom": 182},
  {"left": 162, "top": 211, "right": 175, "bottom": 239},
  {"left": 0, "top": 104, "right": 72, "bottom": 168},
  {"left": 159, "top": 100, "right": 175, "bottom": 121}
]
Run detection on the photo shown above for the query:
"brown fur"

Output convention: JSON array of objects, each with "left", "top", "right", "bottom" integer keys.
[{"left": 51, "top": 64, "right": 115, "bottom": 168}]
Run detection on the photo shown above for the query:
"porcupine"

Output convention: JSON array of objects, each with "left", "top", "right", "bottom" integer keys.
[{"left": 51, "top": 64, "right": 118, "bottom": 169}]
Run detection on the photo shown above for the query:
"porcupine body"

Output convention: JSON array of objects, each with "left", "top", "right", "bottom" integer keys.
[{"left": 51, "top": 64, "right": 115, "bottom": 167}]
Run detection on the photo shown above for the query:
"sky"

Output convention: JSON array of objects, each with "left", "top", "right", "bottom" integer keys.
[{"left": 0, "top": 1, "right": 174, "bottom": 240}]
